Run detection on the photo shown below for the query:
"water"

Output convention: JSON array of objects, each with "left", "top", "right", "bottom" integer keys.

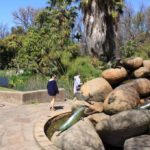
[{"left": 45, "top": 113, "right": 71, "bottom": 139}]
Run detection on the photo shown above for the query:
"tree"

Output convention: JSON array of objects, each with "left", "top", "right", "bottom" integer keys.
[
  {"left": 11, "top": 26, "right": 25, "bottom": 35},
  {"left": 12, "top": 6, "right": 40, "bottom": 30},
  {"left": 80, "top": 0, "right": 124, "bottom": 61},
  {"left": 132, "top": 4, "right": 145, "bottom": 35},
  {"left": 16, "top": 0, "right": 79, "bottom": 75},
  {"left": 0, "top": 23, "right": 9, "bottom": 38},
  {"left": 118, "top": 2, "right": 150, "bottom": 59},
  {"left": 0, "top": 33, "right": 23, "bottom": 69},
  {"left": 145, "top": 6, "right": 150, "bottom": 33},
  {"left": 34, "top": 10, "right": 49, "bottom": 28},
  {"left": 119, "top": 3, "right": 135, "bottom": 43}
]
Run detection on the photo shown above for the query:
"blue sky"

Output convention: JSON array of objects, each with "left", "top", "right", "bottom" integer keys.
[
  {"left": 0, "top": 0, "right": 150, "bottom": 29},
  {"left": 0, "top": 0, "right": 47, "bottom": 28},
  {"left": 126, "top": 0, "right": 150, "bottom": 11}
]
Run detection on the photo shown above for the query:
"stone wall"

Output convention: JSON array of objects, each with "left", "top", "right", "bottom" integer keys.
[{"left": 0, "top": 88, "right": 65, "bottom": 104}]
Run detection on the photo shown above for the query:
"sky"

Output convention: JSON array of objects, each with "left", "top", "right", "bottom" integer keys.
[
  {"left": 0, "top": 0, "right": 47, "bottom": 28},
  {"left": 0, "top": 0, "right": 150, "bottom": 29},
  {"left": 126, "top": 0, "right": 150, "bottom": 11}
]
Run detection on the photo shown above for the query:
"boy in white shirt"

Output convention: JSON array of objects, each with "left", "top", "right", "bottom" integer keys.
[{"left": 73, "top": 75, "right": 82, "bottom": 95}]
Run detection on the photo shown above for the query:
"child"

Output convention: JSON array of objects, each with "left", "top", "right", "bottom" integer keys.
[
  {"left": 47, "top": 74, "right": 59, "bottom": 110},
  {"left": 73, "top": 75, "right": 82, "bottom": 95}
]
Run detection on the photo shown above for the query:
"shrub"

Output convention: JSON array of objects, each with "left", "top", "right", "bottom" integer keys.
[
  {"left": 67, "top": 56, "right": 102, "bottom": 82},
  {"left": 9, "top": 74, "right": 48, "bottom": 91}
]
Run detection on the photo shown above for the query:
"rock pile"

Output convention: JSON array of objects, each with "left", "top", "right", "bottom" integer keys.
[
  {"left": 52, "top": 57, "right": 150, "bottom": 150},
  {"left": 78, "top": 57, "right": 150, "bottom": 114}
]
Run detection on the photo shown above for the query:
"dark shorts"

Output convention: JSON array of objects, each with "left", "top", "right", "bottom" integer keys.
[{"left": 48, "top": 91, "right": 57, "bottom": 96}]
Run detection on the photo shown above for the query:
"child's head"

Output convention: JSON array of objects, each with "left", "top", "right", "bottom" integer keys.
[{"left": 51, "top": 74, "right": 57, "bottom": 79}]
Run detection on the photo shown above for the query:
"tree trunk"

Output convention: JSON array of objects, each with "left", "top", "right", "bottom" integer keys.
[
  {"left": 114, "top": 22, "right": 121, "bottom": 60},
  {"left": 84, "top": 0, "right": 115, "bottom": 61}
]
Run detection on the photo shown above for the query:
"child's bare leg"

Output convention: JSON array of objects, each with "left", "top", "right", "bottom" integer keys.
[{"left": 50, "top": 96, "right": 56, "bottom": 110}]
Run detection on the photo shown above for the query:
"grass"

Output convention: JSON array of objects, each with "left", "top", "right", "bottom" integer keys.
[{"left": 0, "top": 86, "right": 17, "bottom": 91}]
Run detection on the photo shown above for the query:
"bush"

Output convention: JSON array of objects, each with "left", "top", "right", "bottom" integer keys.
[
  {"left": 9, "top": 75, "right": 48, "bottom": 91},
  {"left": 120, "top": 40, "right": 137, "bottom": 58},
  {"left": 67, "top": 56, "right": 102, "bottom": 82},
  {"left": 58, "top": 76, "right": 74, "bottom": 99}
]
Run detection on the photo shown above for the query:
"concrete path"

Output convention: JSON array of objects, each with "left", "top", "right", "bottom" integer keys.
[{"left": 0, "top": 101, "right": 71, "bottom": 150}]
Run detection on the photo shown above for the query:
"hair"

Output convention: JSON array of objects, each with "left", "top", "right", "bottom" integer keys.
[{"left": 50, "top": 73, "right": 56, "bottom": 78}]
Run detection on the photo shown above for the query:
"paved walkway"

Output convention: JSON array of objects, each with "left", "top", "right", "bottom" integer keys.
[{"left": 0, "top": 101, "right": 71, "bottom": 150}]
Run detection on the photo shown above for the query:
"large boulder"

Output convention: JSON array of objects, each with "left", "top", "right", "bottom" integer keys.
[
  {"left": 133, "top": 67, "right": 150, "bottom": 78},
  {"left": 126, "top": 78, "right": 150, "bottom": 97},
  {"left": 87, "top": 113, "right": 110, "bottom": 124},
  {"left": 96, "top": 109, "right": 150, "bottom": 147},
  {"left": 51, "top": 119, "right": 105, "bottom": 150},
  {"left": 124, "top": 135, "right": 150, "bottom": 150},
  {"left": 69, "top": 99, "right": 90, "bottom": 111},
  {"left": 69, "top": 100, "right": 103, "bottom": 113},
  {"left": 104, "top": 84, "right": 140, "bottom": 114},
  {"left": 143, "top": 60, "right": 150, "bottom": 70},
  {"left": 102, "top": 67, "right": 127, "bottom": 85},
  {"left": 80, "top": 77, "right": 112, "bottom": 102},
  {"left": 122, "top": 57, "right": 143, "bottom": 70},
  {"left": 88, "top": 102, "right": 104, "bottom": 113}
]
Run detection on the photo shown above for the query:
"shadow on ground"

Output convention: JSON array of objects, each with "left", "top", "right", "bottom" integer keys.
[{"left": 54, "top": 106, "right": 64, "bottom": 110}]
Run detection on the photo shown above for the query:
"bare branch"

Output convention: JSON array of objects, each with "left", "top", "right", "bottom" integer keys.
[{"left": 12, "top": 6, "right": 40, "bottom": 30}]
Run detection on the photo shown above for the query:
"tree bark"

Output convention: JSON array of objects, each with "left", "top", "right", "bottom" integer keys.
[{"left": 84, "top": 0, "right": 115, "bottom": 61}]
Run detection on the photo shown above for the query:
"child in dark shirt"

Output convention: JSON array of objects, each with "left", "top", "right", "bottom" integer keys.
[{"left": 47, "top": 74, "right": 59, "bottom": 110}]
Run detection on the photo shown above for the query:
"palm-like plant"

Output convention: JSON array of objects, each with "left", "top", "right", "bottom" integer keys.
[{"left": 80, "top": 0, "right": 124, "bottom": 61}]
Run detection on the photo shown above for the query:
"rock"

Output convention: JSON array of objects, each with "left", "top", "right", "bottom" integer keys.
[
  {"left": 87, "top": 113, "right": 110, "bottom": 124},
  {"left": 69, "top": 100, "right": 103, "bottom": 115},
  {"left": 74, "top": 92, "right": 89, "bottom": 101},
  {"left": 96, "top": 109, "right": 150, "bottom": 147},
  {"left": 124, "top": 135, "right": 150, "bottom": 150},
  {"left": 126, "top": 78, "right": 150, "bottom": 97},
  {"left": 104, "top": 84, "right": 140, "bottom": 114},
  {"left": 143, "top": 60, "right": 150, "bottom": 70},
  {"left": 140, "top": 99, "right": 145, "bottom": 104},
  {"left": 80, "top": 77, "right": 112, "bottom": 102},
  {"left": 51, "top": 119, "right": 105, "bottom": 150},
  {"left": 133, "top": 67, "right": 150, "bottom": 78},
  {"left": 122, "top": 57, "right": 143, "bottom": 70},
  {"left": 102, "top": 67, "right": 127, "bottom": 84},
  {"left": 69, "top": 99, "right": 90, "bottom": 111},
  {"left": 88, "top": 102, "right": 104, "bottom": 113}
]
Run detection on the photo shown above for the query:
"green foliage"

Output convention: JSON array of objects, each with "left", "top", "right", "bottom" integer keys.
[
  {"left": 108, "top": 0, "right": 124, "bottom": 21},
  {"left": 0, "top": 86, "right": 16, "bottom": 91},
  {"left": 135, "top": 40, "right": 150, "bottom": 59},
  {"left": 15, "top": 1, "right": 79, "bottom": 76},
  {"left": 11, "top": 26, "right": 25, "bottom": 35},
  {"left": 9, "top": 75, "right": 28, "bottom": 88},
  {"left": 67, "top": 56, "right": 102, "bottom": 81},
  {"left": 81, "top": 0, "right": 124, "bottom": 20},
  {"left": 57, "top": 56, "right": 104, "bottom": 98},
  {"left": 0, "top": 70, "right": 8, "bottom": 77},
  {"left": 9, "top": 74, "right": 48, "bottom": 91},
  {"left": 58, "top": 75, "right": 74, "bottom": 99},
  {"left": 0, "top": 70, "right": 48, "bottom": 91},
  {"left": 121, "top": 32, "right": 150, "bottom": 59},
  {"left": 120, "top": 40, "right": 137, "bottom": 58},
  {"left": 0, "top": 34, "right": 24, "bottom": 69}
]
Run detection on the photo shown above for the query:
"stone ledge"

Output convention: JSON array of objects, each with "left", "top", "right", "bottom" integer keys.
[
  {"left": 0, "top": 88, "right": 66, "bottom": 104},
  {"left": 34, "top": 109, "right": 71, "bottom": 150}
]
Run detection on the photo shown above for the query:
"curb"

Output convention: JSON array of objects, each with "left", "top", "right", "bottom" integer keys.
[{"left": 34, "top": 109, "right": 71, "bottom": 150}]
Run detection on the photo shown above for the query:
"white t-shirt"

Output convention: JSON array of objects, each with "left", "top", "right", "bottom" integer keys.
[{"left": 73, "top": 75, "right": 81, "bottom": 94}]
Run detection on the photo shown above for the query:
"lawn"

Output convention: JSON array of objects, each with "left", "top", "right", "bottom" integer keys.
[{"left": 0, "top": 86, "right": 17, "bottom": 91}]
